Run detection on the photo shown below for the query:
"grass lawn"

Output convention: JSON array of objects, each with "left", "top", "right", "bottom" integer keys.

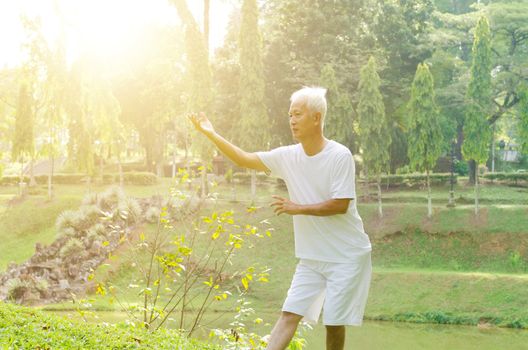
[{"left": 1, "top": 177, "right": 528, "bottom": 332}]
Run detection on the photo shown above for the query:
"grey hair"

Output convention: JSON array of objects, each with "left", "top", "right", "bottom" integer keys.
[{"left": 290, "top": 86, "right": 328, "bottom": 125}]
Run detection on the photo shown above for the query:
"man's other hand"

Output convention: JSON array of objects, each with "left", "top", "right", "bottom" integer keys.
[
  {"left": 189, "top": 112, "right": 215, "bottom": 136},
  {"left": 271, "top": 195, "right": 300, "bottom": 216}
]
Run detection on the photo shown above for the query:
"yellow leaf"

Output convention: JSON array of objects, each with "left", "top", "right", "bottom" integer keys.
[
  {"left": 140, "top": 233, "right": 146, "bottom": 241},
  {"left": 102, "top": 241, "right": 109, "bottom": 247},
  {"left": 241, "top": 277, "right": 249, "bottom": 290}
]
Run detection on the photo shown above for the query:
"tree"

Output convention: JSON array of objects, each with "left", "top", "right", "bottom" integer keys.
[
  {"left": 357, "top": 57, "right": 391, "bottom": 218},
  {"left": 12, "top": 82, "right": 34, "bottom": 195},
  {"left": 462, "top": 16, "right": 492, "bottom": 216},
  {"left": 261, "top": 0, "right": 366, "bottom": 148},
  {"left": 66, "top": 59, "right": 95, "bottom": 185},
  {"left": 407, "top": 63, "right": 443, "bottom": 218},
  {"left": 235, "top": 0, "right": 270, "bottom": 200},
  {"left": 171, "top": 0, "right": 213, "bottom": 197},
  {"left": 319, "top": 64, "right": 355, "bottom": 149},
  {"left": 517, "top": 84, "right": 528, "bottom": 155}
]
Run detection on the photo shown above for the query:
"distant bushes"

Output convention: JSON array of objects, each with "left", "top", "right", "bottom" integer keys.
[
  {"left": 0, "top": 172, "right": 158, "bottom": 186},
  {"left": 483, "top": 172, "right": 528, "bottom": 185},
  {"left": 361, "top": 173, "right": 456, "bottom": 188}
]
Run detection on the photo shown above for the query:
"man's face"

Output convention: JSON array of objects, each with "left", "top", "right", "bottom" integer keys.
[{"left": 288, "top": 98, "right": 319, "bottom": 141}]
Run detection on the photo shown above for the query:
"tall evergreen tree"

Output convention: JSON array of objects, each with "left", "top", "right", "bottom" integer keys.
[
  {"left": 237, "top": 0, "right": 269, "bottom": 199},
  {"left": 171, "top": 0, "right": 213, "bottom": 197},
  {"left": 66, "top": 60, "right": 95, "bottom": 183},
  {"left": 319, "top": 64, "right": 354, "bottom": 149},
  {"left": 407, "top": 63, "right": 443, "bottom": 218},
  {"left": 236, "top": 0, "right": 269, "bottom": 151},
  {"left": 357, "top": 57, "right": 391, "bottom": 218},
  {"left": 462, "top": 16, "right": 492, "bottom": 215},
  {"left": 12, "top": 82, "right": 34, "bottom": 194}
]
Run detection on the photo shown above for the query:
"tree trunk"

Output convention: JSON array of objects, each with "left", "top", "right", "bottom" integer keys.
[
  {"left": 156, "top": 162, "right": 163, "bottom": 178},
  {"left": 201, "top": 166, "right": 208, "bottom": 198},
  {"left": 29, "top": 157, "right": 36, "bottom": 187},
  {"left": 426, "top": 169, "right": 432, "bottom": 218},
  {"left": 491, "top": 123, "right": 496, "bottom": 173},
  {"left": 118, "top": 154, "right": 124, "bottom": 188},
  {"left": 474, "top": 163, "right": 480, "bottom": 216},
  {"left": 376, "top": 174, "right": 383, "bottom": 218},
  {"left": 468, "top": 160, "right": 476, "bottom": 185},
  {"left": 363, "top": 164, "right": 369, "bottom": 201},
  {"left": 231, "top": 176, "right": 237, "bottom": 202},
  {"left": 251, "top": 169, "right": 256, "bottom": 203},
  {"left": 18, "top": 158, "right": 26, "bottom": 197},
  {"left": 99, "top": 155, "right": 104, "bottom": 184},
  {"left": 172, "top": 149, "right": 177, "bottom": 179},
  {"left": 48, "top": 154, "right": 54, "bottom": 200}
]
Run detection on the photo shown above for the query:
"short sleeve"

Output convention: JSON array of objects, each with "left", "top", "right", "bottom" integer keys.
[
  {"left": 331, "top": 152, "right": 356, "bottom": 199},
  {"left": 255, "top": 146, "right": 289, "bottom": 179}
]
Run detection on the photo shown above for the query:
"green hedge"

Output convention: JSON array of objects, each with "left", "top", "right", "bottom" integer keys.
[
  {"left": 360, "top": 173, "right": 456, "bottom": 187},
  {"left": 0, "top": 302, "right": 219, "bottom": 349},
  {"left": 483, "top": 172, "right": 528, "bottom": 184},
  {"left": 0, "top": 172, "right": 158, "bottom": 186}
]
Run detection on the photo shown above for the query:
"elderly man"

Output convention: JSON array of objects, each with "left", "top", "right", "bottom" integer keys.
[{"left": 190, "top": 86, "right": 372, "bottom": 350}]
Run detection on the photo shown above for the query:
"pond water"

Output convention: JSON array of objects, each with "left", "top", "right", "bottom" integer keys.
[
  {"left": 47, "top": 310, "right": 528, "bottom": 350},
  {"left": 305, "top": 321, "right": 528, "bottom": 350}
]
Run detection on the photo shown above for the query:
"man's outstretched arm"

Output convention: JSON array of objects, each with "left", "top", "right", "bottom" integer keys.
[
  {"left": 189, "top": 113, "right": 269, "bottom": 172},
  {"left": 271, "top": 195, "right": 351, "bottom": 216}
]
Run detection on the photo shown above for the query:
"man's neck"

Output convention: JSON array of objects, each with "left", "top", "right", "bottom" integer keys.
[{"left": 300, "top": 134, "right": 327, "bottom": 156}]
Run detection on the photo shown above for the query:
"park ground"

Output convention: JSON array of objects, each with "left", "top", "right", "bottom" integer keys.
[{"left": 1, "top": 175, "right": 528, "bottom": 348}]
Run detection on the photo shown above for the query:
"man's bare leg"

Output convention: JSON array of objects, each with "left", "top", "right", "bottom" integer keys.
[
  {"left": 266, "top": 311, "right": 303, "bottom": 350},
  {"left": 326, "top": 325, "right": 345, "bottom": 350}
]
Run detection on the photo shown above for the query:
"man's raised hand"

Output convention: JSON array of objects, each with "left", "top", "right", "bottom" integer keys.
[{"left": 188, "top": 112, "right": 215, "bottom": 136}]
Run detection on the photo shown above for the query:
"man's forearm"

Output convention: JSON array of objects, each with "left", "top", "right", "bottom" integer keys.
[
  {"left": 205, "top": 131, "right": 248, "bottom": 167},
  {"left": 293, "top": 199, "right": 350, "bottom": 216}
]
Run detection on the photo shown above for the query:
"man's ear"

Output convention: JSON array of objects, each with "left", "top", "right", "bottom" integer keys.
[{"left": 313, "top": 111, "right": 322, "bottom": 126}]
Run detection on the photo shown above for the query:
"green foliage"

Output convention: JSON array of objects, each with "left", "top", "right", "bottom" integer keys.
[
  {"left": 235, "top": 0, "right": 270, "bottom": 152},
  {"left": 261, "top": 0, "right": 366, "bottom": 147},
  {"left": 482, "top": 172, "right": 528, "bottom": 185},
  {"left": 357, "top": 57, "right": 391, "bottom": 177},
  {"left": 12, "top": 83, "right": 34, "bottom": 161},
  {"left": 462, "top": 16, "right": 493, "bottom": 165},
  {"left": 319, "top": 63, "right": 355, "bottom": 148},
  {"left": 407, "top": 63, "right": 444, "bottom": 172},
  {"left": 0, "top": 302, "right": 220, "bottom": 349},
  {"left": 93, "top": 172, "right": 273, "bottom": 337},
  {"left": 518, "top": 84, "right": 528, "bottom": 154},
  {"left": 453, "top": 158, "right": 469, "bottom": 176},
  {"left": 378, "top": 173, "right": 455, "bottom": 188},
  {"left": 171, "top": 0, "right": 213, "bottom": 161},
  {"left": 59, "top": 237, "right": 84, "bottom": 258},
  {"left": 66, "top": 60, "right": 95, "bottom": 177}
]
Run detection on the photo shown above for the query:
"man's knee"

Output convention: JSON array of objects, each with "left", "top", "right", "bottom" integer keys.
[{"left": 280, "top": 311, "right": 303, "bottom": 325}]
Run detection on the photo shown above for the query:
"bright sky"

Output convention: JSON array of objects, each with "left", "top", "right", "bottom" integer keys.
[{"left": 0, "top": 0, "right": 235, "bottom": 68}]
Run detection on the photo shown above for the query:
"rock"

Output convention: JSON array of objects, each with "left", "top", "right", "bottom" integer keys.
[{"left": 59, "top": 279, "right": 70, "bottom": 290}]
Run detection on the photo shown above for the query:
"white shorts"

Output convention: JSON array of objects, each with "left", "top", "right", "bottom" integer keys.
[{"left": 282, "top": 252, "right": 372, "bottom": 326}]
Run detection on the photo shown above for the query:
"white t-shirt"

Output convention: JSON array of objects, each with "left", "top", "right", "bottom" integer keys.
[{"left": 256, "top": 140, "right": 371, "bottom": 263}]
